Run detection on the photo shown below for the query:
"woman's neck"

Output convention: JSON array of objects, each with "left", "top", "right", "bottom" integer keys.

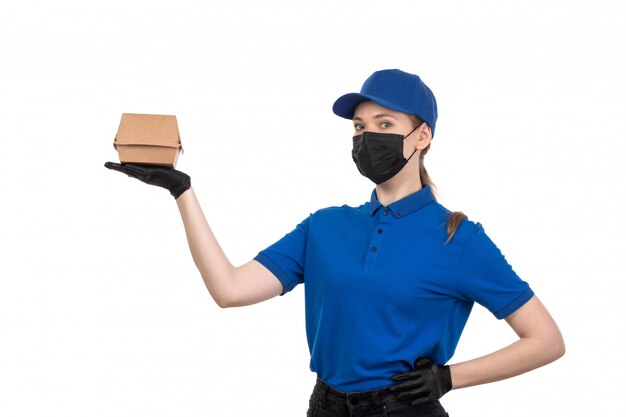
[{"left": 375, "top": 177, "right": 423, "bottom": 207}]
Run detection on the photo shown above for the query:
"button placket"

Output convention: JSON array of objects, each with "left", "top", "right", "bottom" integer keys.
[{"left": 364, "top": 209, "right": 391, "bottom": 271}]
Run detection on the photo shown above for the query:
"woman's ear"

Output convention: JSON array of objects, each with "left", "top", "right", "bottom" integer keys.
[{"left": 416, "top": 123, "right": 432, "bottom": 149}]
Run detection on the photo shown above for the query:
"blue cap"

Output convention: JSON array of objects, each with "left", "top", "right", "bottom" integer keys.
[{"left": 332, "top": 69, "right": 438, "bottom": 137}]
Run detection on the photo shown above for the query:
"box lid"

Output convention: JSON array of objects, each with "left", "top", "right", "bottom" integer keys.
[{"left": 114, "top": 113, "right": 182, "bottom": 150}]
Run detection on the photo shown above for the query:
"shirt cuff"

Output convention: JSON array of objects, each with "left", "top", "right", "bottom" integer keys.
[
  {"left": 253, "top": 253, "right": 294, "bottom": 296},
  {"left": 494, "top": 288, "right": 535, "bottom": 319}
]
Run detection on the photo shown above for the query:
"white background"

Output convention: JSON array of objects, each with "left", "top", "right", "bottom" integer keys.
[{"left": 1, "top": 1, "right": 624, "bottom": 416}]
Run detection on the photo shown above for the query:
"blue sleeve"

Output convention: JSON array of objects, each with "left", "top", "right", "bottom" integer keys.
[
  {"left": 457, "top": 222, "right": 534, "bottom": 319},
  {"left": 253, "top": 214, "right": 311, "bottom": 296}
]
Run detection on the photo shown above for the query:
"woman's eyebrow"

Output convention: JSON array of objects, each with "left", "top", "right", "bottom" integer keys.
[
  {"left": 374, "top": 113, "right": 397, "bottom": 120},
  {"left": 353, "top": 113, "right": 397, "bottom": 122}
]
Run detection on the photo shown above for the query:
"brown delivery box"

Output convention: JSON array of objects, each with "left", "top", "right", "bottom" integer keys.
[{"left": 114, "top": 113, "right": 183, "bottom": 168}]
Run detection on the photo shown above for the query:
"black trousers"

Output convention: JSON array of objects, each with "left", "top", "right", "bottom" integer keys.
[{"left": 307, "top": 378, "right": 449, "bottom": 417}]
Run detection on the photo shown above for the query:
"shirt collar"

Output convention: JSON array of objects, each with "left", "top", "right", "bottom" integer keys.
[{"left": 368, "top": 185, "right": 435, "bottom": 217}]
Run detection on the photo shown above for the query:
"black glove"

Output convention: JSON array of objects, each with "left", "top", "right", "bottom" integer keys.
[
  {"left": 389, "top": 357, "right": 452, "bottom": 406},
  {"left": 104, "top": 162, "right": 191, "bottom": 199}
]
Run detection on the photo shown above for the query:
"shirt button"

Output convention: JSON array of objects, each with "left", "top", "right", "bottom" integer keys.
[
  {"left": 382, "top": 210, "right": 388, "bottom": 216},
  {"left": 396, "top": 212, "right": 402, "bottom": 217},
  {"left": 371, "top": 247, "right": 377, "bottom": 252},
  {"left": 377, "top": 229, "right": 383, "bottom": 234}
]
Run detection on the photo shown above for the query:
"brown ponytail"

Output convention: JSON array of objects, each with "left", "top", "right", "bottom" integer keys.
[{"left": 410, "top": 115, "right": 468, "bottom": 245}]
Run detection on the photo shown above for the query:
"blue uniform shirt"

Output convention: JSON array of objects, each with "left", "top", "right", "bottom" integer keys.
[{"left": 254, "top": 185, "right": 534, "bottom": 392}]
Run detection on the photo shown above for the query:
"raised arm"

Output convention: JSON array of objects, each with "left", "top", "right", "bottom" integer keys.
[
  {"left": 105, "top": 162, "right": 283, "bottom": 308},
  {"left": 176, "top": 187, "right": 283, "bottom": 307}
]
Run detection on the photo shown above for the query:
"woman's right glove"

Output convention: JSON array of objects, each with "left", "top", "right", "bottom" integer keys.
[{"left": 104, "top": 162, "right": 191, "bottom": 199}]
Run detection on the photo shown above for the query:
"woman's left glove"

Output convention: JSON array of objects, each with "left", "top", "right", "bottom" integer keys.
[{"left": 389, "top": 357, "right": 452, "bottom": 406}]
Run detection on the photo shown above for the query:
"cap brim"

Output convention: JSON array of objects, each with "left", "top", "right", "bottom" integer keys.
[{"left": 332, "top": 93, "right": 412, "bottom": 119}]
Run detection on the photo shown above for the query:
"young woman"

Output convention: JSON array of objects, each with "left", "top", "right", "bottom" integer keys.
[{"left": 106, "top": 69, "right": 565, "bottom": 417}]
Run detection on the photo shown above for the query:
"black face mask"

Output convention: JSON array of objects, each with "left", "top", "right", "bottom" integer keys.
[{"left": 351, "top": 125, "right": 420, "bottom": 184}]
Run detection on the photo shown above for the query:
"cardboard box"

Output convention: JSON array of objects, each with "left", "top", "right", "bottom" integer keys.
[{"left": 114, "top": 113, "right": 183, "bottom": 168}]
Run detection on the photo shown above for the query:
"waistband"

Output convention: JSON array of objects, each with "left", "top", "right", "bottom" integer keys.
[
  {"left": 312, "top": 377, "right": 446, "bottom": 415},
  {"left": 315, "top": 377, "right": 394, "bottom": 399},
  {"left": 313, "top": 376, "right": 417, "bottom": 409}
]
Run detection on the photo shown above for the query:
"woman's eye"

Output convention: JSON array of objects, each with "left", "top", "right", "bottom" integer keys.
[
  {"left": 380, "top": 122, "right": 391, "bottom": 129},
  {"left": 354, "top": 124, "right": 364, "bottom": 131}
]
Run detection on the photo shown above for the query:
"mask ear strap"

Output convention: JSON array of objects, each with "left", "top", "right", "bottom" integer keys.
[
  {"left": 403, "top": 123, "right": 421, "bottom": 139},
  {"left": 404, "top": 122, "right": 422, "bottom": 161}
]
